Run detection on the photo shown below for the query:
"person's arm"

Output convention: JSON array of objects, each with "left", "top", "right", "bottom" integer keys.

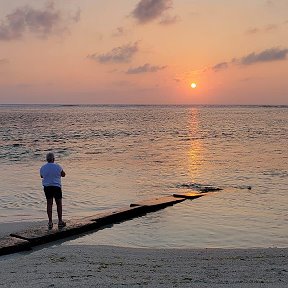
[{"left": 61, "top": 170, "right": 66, "bottom": 177}]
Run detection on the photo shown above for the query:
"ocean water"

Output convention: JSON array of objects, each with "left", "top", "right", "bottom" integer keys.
[{"left": 0, "top": 104, "right": 287, "bottom": 248}]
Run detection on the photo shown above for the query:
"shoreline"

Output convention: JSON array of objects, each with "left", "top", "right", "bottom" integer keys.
[
  {"left": 1, "top": 220, "right": 288, "bottom": 286},
  {"left": 1, "top": 245, "right": 287, "bottom": 287},
  {"left": 1, "top": 219, "right": 287, "bottom": 250}
]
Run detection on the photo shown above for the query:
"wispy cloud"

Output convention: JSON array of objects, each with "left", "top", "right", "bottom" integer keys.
[
  {"left": 0, "top": 58, "right": 9, "bottom": 64},
  {"left": 112, "top": 27, "right": 128, "bottom": 37},
  {"left": 240, "top": 48, "right": 288, "bottom": 65},
  {"left": 211, "top": 47, "right": 288, "bottom": 72},
  {"left": 0, "top": 1, "right": 80, "bottom": 41},
  {"left": 264, "top": 24, "right": 278, "bottom": 32},
  {"left": 159, "top": 14, "right": 180, "bottom": 25},
  {"left": 245, "top": 28, "right": 260, "bottom": 35},
  {"left": 132, "top": 0, "right": 173, "bottom": 24},
  {"left": 265, "top": 0, "right": 274, "bottom": 6},
  {"left": 240, "top": 77, "right": 264, "bottom": 82},
  {"left": 126, "top": 63, "right": 167, "bottom": 74},
  {"left": 71, "top": 8, "right": 81, "bottom": 23},
  {"left": 88, "top": 42, "right": 139, "bottom": 64},
  {"left": 212, "top": 62, "right": 229, "bottom": 72},
  {"left": 245, "top": 24, "right": 278, "bottom": 35}
]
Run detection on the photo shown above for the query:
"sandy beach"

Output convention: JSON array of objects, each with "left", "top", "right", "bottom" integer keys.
[
  {"left": 1, "top": 220, "right": 288, "bottom": 287},
  {"left": 0, "top": 244, "right": 287, "bottom": 287}
]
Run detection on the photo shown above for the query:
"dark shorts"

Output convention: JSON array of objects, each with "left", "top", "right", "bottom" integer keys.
[{"left": 44, "top": 186, "right": 62, "bottom": 200}]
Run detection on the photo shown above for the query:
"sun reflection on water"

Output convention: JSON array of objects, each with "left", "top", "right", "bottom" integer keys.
[{"left": 187, "top": 108, "right": 204, "bottom": 179}]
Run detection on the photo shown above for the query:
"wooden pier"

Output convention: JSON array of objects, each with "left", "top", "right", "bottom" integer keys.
[{"left": 0, "top": 192, "right": 205, "bottom": 256}]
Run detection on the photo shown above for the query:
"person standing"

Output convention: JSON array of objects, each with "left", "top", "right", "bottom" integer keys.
[{"left": 40, "top": 152, "right": 66, "bottom": 229}]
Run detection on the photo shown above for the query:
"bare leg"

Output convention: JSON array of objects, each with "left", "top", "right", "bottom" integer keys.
[
  {"left": 47, "top": 198, "right": 53, "bottom": 223},
  {"left": 55, "top": 198, "right": 63, "bottom": 223}
]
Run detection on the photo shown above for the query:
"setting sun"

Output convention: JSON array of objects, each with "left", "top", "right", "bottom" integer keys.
[{"left": 191, "top": 83, "right": 197, "bottom": 89}]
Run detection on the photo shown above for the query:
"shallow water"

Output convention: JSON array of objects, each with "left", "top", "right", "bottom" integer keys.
[{"left": 0, "top": 105, "right": 287, "bottom": 248}]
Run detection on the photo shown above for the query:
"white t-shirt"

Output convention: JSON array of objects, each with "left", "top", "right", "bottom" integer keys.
[{"left": 40, "top": 163, "right": 63, "bottom": 188}]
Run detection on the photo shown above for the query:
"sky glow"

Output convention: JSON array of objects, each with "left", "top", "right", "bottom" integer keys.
[{"left": 0, "top": 0, "right": 287, "bottom": 104}]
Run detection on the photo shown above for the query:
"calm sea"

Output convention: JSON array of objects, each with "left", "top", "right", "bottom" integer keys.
[{"left": 0, "top": 105, "right": 287, "bottom": 248}]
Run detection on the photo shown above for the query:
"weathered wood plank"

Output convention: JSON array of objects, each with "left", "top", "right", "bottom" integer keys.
[
  {"left": 87, "top": 206, "right": 147, "bottom": 223},
  {"left": 3, "top": 193, "right": 205, "bottom": 255},
  {"left": 10, "top": 218, "right": 99, "bottom": 245},
  {"left": 173, "top": 192, "right": 205, "bottom": 199},
  {"left": 0, "top": 236, "right": 31, "bottom": 256},
  {"left": 130, "top": 196, "right": 186, "bottom": 210},
  {"left": 9, "top": 206, "right": 147, "bottom": 246}
]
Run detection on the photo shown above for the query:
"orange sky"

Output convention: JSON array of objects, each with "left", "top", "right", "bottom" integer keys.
[{"left": 0, "top": 0, "right": 287, "bottom": 104}]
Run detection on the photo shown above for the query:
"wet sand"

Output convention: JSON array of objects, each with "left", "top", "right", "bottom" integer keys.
[
  {"left": 1, "top": 245, "right": 287, "bottom": 287},
  {"left": 0, "top": 221, "right": 46, "bottom": 239}
]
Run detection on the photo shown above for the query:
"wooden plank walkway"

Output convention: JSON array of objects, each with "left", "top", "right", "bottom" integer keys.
[
  {"left": 1, "top": 192, "right": 206, "bottom": 256},
  {"left": 130, "top": 195, "right": 186, "bottom": 209},
  {"left": 173, "top": 192, "right": 204, "bottom": 199},
  {"left": 0, "top": 237, "right": 31, "bottom": 256},
  {"left": 10, "top": 218, "right": 97, "bottom": 245}
]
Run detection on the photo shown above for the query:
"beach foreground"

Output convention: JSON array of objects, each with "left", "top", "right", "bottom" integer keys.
[{"left": 1, "top": 245, "right": 287, "bottom": 287}]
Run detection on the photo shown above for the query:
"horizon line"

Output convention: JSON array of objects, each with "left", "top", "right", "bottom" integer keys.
[{"left": 0, "top": 103, "right": 287, "bottom": 107}]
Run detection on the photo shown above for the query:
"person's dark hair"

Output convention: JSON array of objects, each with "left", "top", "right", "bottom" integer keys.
[{"left": 46, "top": 152, "right": 55, "bottom": 163}]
